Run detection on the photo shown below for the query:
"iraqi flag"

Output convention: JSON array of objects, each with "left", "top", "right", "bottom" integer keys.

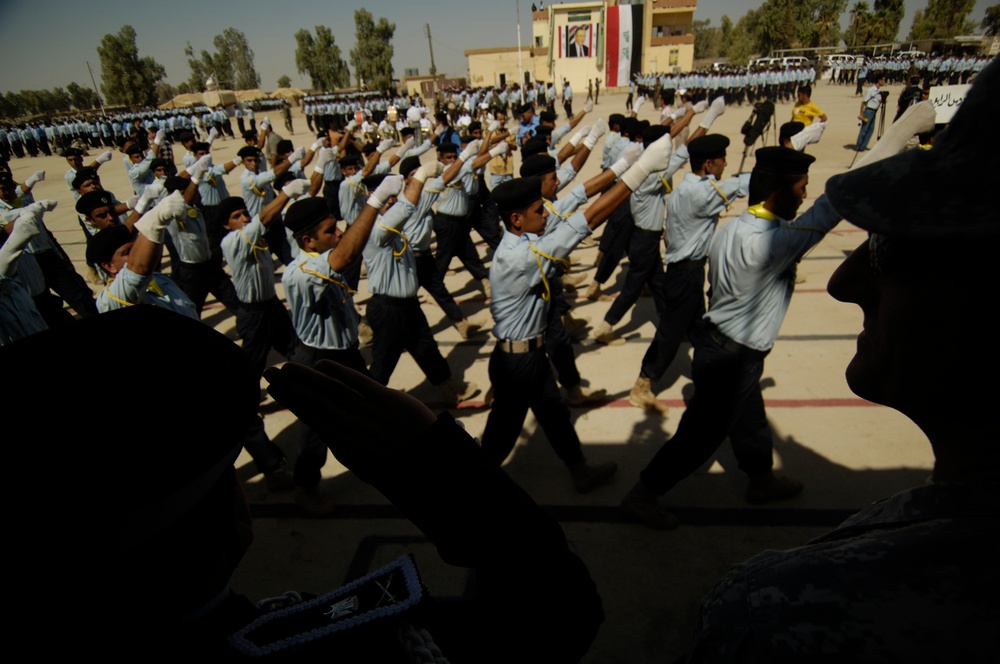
[{"left": 605, "top": 4, "right": 643, "bottom": 87}]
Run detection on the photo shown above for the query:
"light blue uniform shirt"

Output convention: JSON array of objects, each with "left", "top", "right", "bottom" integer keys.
[
  {"left": 630, "top": 145, "right": 690, "bottom": 232},
  {"left": 489, "top": 209, "right": 590, "bottom": 341},
  {"left": 282, "top": 250, "right": 358, "bottom": 349},
  {"left": 240, "top": 169, "right": 276, "bottom": 218},
  {"left": 128, "top": 152, "right": 155, "bottom": 195},
  {"left": 705, "top": 195, "right": 840, "bottom": 351},
  {"left": 98, "top": 267, "right": 197, "bottom": 319},
  {"left": 363, "top": 199, "right": 418, "bottom": 298},
  {"left": 221, "top": 216, "right": 275, "bottom": 303},
  {"left": 166, "top": 205, "right": 212, "bottom": 264},
  {"left": 433, "top": 162, "right": 475, "bottom": 217},
  {"left": 198, "top": 165, "right": 231, "bottom": 206},
  {"left": 664, "top": 171, "right": 750, "bottom": 264}
]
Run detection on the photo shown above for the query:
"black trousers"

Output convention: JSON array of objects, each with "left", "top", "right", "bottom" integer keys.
[
  {"left": 640, "top": 321, "right": 775, "bottom": 495},
  {"left": 367, "top": 294, "right": 451, "bottom": 386},
  {"left": 594, "top": 200, "right": 634, "bottom": 284},
  {"left": 545, "top": 277, "right": 580, "bottom": 389},
  {"left": 603, "top": 228, "right": 665, "bottom": 326},
  {"left": 640, "top": 261, "right": 707, "bottom": 381},
  {"left": 173, "top": 260, "right": 242, "bottom": 317},
  {"left": 481, "top": 344, "right": 585, "bottom": 467},
  {"left": 415, "top": 250, "right": 464, "bottom": 323},
  {"left": 290, "top": 344, "right": 370, "bottom": 488},
  {"left": 236, "top": 297, "right": 298, "bottom": 376},
  {"left": 33, "top": 249, "right": 98, "bottom": 318},
  {"left": 433, "top": 212, "right": 489, "bottom": 284}
]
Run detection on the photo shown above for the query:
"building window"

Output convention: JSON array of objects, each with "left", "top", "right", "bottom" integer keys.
[
  {"left": 535, "top": 36, "right": 544, "bottom": 47},
  {"left": 669, "top": 49, "right": 679, "bottom": 66}
]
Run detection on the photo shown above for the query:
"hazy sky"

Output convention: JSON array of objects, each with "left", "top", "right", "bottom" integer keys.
[{"left": 0, "top": 0, "right": 991, "bottom": 94}]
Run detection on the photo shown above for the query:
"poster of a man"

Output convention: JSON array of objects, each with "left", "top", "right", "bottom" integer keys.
[{"left": 565, "top": 24, "right": 593, "bottom": 58}]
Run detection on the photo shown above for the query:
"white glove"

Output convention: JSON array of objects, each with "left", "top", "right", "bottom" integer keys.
[
  {"left": 153, "top": 129, "right": 166, "bottom": 146},
  {"left": 698, "top": 96, "right": 727, "bottom": 130},
  {"left": 37, "top": 199, "right": 58, "bottom": 212},
  {"left": 856, "top": 101, "right": 936, "bottom": 170},
  {"left": 459, "top": 140, "right": 482, "bottom": 162},
  {"left": 633, "top": 96, "right": 646, "bottom": 114},
  {"left": 413, "top": 161, "right": 445, "bottom": 183},
  {"left": 692, "top": 100, "right": 708, "bottom": 114},
  {"left": 365, "top": 174, "right": 404, "bottom": 209},
  {"left": 433, "top": 124, "right": 445, "bottom": 137},
  {"left": 610, "top": 142, "right": 643, "bottom": 177},
  {"left": 287, "top": 146, "right": 306, "bottom": 163},
  {"left": 125, "top": 194, "right": 140, "bottom": 211},
  {"left": 261, "top": 116, "right": 271, "bottom": 131},
  {"left": 621, "top": 132, "right": 673, "bottom": 191},
  {"left": 670, "top": 107, "right": 688, "bottom": 122},
  {"left": 134, "top": 181, "right": 165, "bottom": 215},
  {"left": 310, "top": 137, "right": 328, "bottom": 151},
  {"left": 313, "top": 147, "right": 334, "bottom": 174},
  {"left": 487, "top": 120, "right": 500, "bottom": 133},
  {"left": 96, "top": 150, "right": 113, "bottom": 164},
  {"left": 583, "top": 118, "right": 608, "bottom": 150},
  {"left": 24, "top": 200, "right": 57, "bottom": 215},
  {"left": 376, "top": 138, "right": 396, "bottom": 154},
  {"left": 345, "top": 119, "right": 358, "bottom": 132},
  {"left": 569, "top": 125, "right": 592, "bottom": 147},
  {"left": 281, "top": 179, "right": 310, "bottom": 199},
  {"left": 488, "top": 142, "right": 509, "bottom": 158},
  {"left": 135, "top": 191, "right": 185, "bottom": 244},
  {"left": 188, "top": 155, "right": 211, "bottom": 184},
  {"left": 584, "top": 100, "right": 594, "bottom": 113},
  {"left": 207, "top": 127, "right": 219, "bottom": 145},
  {"left": 25, "top": 171, "right": 45, "bottom": 187},
  {"left": 232, "top": 155, "right": 243, "bottom": 167}
]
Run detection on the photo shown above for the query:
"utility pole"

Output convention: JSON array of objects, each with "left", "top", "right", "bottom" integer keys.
[
  {"left": 424, "top": 24, "right": 439, "bottom": 95},
  {"left": 86, "top": 61, "right": 106, "bottom": 114}
]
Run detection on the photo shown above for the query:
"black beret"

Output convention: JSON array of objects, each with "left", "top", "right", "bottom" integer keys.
[
  {"left": 191, "top": 141, "right": 209, "bottom": 153},
  {"left": 434, "top": 111, "right": 449, "bottom": 124},
  {"left": 237, "top": 146, "right": 260, "bottom": 159},
  {"left": 163, "top": 176, "right": 189, "bottom": 194},
  {"left": 86, "top": 223, "right": 132, "bottom": 266},
  {"left": 150, "top": 158, "right": 170, "bottom": 172},
  {"left": 125, "top": 144, "right": 144, "bottom": 156},
  {"left": 533, "top": 124, "right": 553, "bottom": 137},
  {"left": 399, "top": 156, "right": 421, "bottom": 178},
  {"left": 689, "top": 134, "right": 731, "bottom": 161},
  {"left": 642, "top": 125, "right": 672, "bottom": 147},
  {"left": 520, "top": 154, "right": 557, "bottom": 177},
  {"left": 275, "top": 139, "right": 293, "bottom": 155},
  {"left": 753, "top": 146, "right": 815, "bottom": 175},
  {"left": 75, "top": 190, "right": 114, "bottom": 216},
  {"left": 468, "top": 121, "right": 482, "bottom": 132},
  {"left": 517, "top": 102, "right": 534, "bottom": 115},
  {"left": 621, "top": 118, "right": 641, "bottom": 138},
  {"left": 338, "top": 154, "right": 361, "bottom": 168},
  {"left": 539, "top": 111, "right": 556, "bottom": 123},
  {"left": 217, "top": 196, "right": 249, "bottom": 225},
  {"left": 609, "top": 114, "right": 626, "bottom": 127},
  {"left": 436, "top": 142, "right": 459, "bottom": 154},
  {"left": 779, "top": 122, "right": 805, "bottom": 144},
  {"left": 362, "top": 142, "right": 378, "bottom": 155},
  {"left": 71, "top": 167, "right": 99, "bottom": 190},
  {"left": 361, "top": 173, "right": 387, "bottom": 190},
  {"left": 242, "top": 130, "right": 258, "bottom": 141},
  {"left": 400, "top": 126, "right": 416, "bottom": 137},
  {"left": 63, "top": 148, "right": 84, "bottom": 157},
  {"left": 491, "top": 176, "right": 543, "bottom": 214},
  {"left": 520, "top": 139, "right": 549, "bottom": 159},
  {"left": 176, "top": 131, "right": 195, "bottom": 143},
  {"left": 284, "top": 197, "right": 332, "bottom": 236}
]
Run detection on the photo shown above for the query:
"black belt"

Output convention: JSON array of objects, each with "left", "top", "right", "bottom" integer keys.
[
  {"left": 633, "top": 227, "right": 663, "bottom": 238},
  {"left": 371, "top": 293, "right": 415, "bottom": 305},
  {"left": 705, "top": 324, "right": 770, "bottom": 360},
  {"left": 667, "top": 257, "right": 707, "bottom": 272},
  {"left": 496, "top": 332, "right": 546, "bottom": 354}
]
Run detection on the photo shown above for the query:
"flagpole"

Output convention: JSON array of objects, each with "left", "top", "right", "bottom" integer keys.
[{"left": 517, "top": 0, "right": 525, "bottom": 103}]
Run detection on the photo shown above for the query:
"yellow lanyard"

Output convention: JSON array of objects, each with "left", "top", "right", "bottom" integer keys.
[
  {"left": 239, "top": 228, "right": 269, "bottom": 264},
  {"left": 708, "top": 178, "right": 732, "bottom": 211},
  {"left": 377, "top": 221, "right": 409, "bottom": 259},
  {"left": 298, "top": 253, "right": 355, "bottom": 303},
  {"left": 527, "top": 240, "right": 570, "bottom": 302},
  {"left": 103, "top": 276, "right": 165, "bottom": 307},
  {"left": 747, "top": 202, "right": 826, "bottom": 233},
  {"left": 658, "top": 174, "right": 673, "bottom": 194}
]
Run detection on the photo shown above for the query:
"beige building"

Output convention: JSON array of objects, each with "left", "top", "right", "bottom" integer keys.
[{"left": 466, "top": 0, "right": 696, "bottom": 93}]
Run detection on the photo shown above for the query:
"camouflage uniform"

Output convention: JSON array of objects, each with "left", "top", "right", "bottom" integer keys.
[{"left": 687, "top": 481, "right": 1000, "bottom": 661}]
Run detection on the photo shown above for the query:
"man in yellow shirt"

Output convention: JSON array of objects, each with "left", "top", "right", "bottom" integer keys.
[{"left": 791, "top": 85, "right": 827, "bottom": 126}]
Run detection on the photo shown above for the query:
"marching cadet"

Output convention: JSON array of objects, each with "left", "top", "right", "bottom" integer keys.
[{"left": 0, "top": 202, "right": 52, "bottom": 344}]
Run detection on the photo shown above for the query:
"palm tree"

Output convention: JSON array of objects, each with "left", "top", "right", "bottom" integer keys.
[{"left": 851, "top": 1, "right": 870, "bottom": 48}]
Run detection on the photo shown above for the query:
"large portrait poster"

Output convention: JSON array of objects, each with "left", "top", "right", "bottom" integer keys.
[{"left": 561, "top": 24, "right": 594, "bottom": 58}]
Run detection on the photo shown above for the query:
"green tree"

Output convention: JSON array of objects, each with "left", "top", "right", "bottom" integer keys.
[
  {"left": 694, "top": 19, "right": 722, "bottom": 60},
  {"left": 909, "top": 0, "right": 977, "bottom": 40},
  {"left": 277, "top": 74, "right": 292, "bottom": 89},
  {"left": 66, "top": 82, "right": 100, "bottom": 110},
  {"left": 983, "top": 4, "right": 1000, "bottom": 36},
  {"left": 97, "top": 25, "right": 165, "bottom": 108},
  {"left": 350, "top": 9, "right": 396, "bottom": 90},
  {"left": 186, "top": 29, "right": 261, "bottom": 91},
  {"left": 295, "top": 26, "right": 351, "bottom": 92}
]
